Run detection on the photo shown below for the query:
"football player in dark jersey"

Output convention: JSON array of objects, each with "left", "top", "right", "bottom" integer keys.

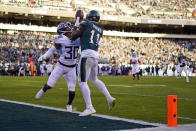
[
  {"left": 72, "top": 10, "right": 116, "bottom": 116},
  {"left": 176, "top": 53, "right": 189, "bottom": 82}
]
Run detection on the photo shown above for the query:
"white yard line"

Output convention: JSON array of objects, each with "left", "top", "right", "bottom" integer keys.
[
  {"left": 94, "top": 91, "right": 196, "bottom": 102},
  {"left": 109, "top": 85, "right": 133, "bottom": 87},
  {"left": 0, "top": 80, "right": 42, "bottom": 83},
  {"left": 108, "top": 84, "right": 167, "bottom": 88},
  {"left": 178, "top": 117, "right": 196, "bottom": 121},
  {"left": 132, "top": 84, "right": 167, "bottom": 87}
]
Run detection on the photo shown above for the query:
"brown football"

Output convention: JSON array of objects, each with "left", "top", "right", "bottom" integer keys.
[{"left": 75, "top": 10, "right": 84, "bottom": 22}]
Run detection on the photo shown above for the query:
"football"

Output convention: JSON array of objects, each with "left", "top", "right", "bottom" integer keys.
[{"left": 75, "top": 10, "right": 84, "bottom": 22}]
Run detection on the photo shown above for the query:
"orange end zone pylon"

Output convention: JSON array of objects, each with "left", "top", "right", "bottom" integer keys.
[{"left": 167, "top": 95, "right": 177, "bottom": 127}]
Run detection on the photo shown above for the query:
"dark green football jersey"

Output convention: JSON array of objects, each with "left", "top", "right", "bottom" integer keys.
[
  {"left": 80, "top": 20, "right": 103, "bottom": 51},
  {"left": 178, "top": 56, "right": 186, "bottom": 67}
]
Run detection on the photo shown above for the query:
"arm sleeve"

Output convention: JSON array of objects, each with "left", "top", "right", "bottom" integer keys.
[{"left": 44, "top": 46, "right": 56, "bottom": 58}]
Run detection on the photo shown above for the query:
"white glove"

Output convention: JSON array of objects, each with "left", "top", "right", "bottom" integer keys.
[
  {"left": 74, "top": 17, "right": 80, "bottom": 27},
  {"left": 38, "top": 55, "right": 47, "bottom": 62}
]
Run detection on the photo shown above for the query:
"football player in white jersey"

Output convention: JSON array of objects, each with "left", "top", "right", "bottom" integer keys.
[
  {"left": 35, "top": 21, "right": 80, "bottom": 112},
  {"left": 162, "top": 60, "right": 168, "bottom": 76},
  {"left": 130, "top": 52, "right": 141, "bottom": 83}
]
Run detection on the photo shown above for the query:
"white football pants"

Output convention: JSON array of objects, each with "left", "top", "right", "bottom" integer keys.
[
  {"left": 178, "top": 66, "right": 189, "bottom": 82},
  {"left": 78, "top": 57, "right": 113, "bottom": 109},
  {"left": 47, "top": 62, "right": 76, "bottom": 91}
]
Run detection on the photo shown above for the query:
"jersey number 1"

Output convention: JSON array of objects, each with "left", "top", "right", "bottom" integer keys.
[{"left": 90, "top": 30, "right": 100, "bottom": 45}]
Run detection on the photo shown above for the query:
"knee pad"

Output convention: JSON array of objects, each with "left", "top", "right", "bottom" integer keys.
[
  {"left": 89, "top": 77, "right": 97, "bottom": 83},
  {"left": 68, "top": 83, "right": 76, "bottom": 92},
  {"left": 79, "top": 82, "right": 88, "bottom": 88}
]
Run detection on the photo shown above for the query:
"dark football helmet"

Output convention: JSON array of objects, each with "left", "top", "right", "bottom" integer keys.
[
  {"left": 86, "top": 10, "right": 100, "bottom": 22},
  {"left": 57, "top": 21, "right": 72, "bottom": 34}
]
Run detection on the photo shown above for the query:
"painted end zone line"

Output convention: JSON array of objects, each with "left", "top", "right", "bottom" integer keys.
[{"left": 0, "top": 99, "right": 164, "bottom": 129}]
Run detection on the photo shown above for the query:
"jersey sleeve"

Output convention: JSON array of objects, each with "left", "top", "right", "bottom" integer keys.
[
  {"left": 72, "top": 38, "right": 80, "bottom": 46},
  {"left": 54, "top": 35, "right": 64, "bottom": 45},
  {"left": 177, "top": 57, "right": 180, "bottom": 63},
  {"left": 80, "top": 20, "right": 89, "bottom": 28},
  {"left": 100, "top": 29, "right": 103, "bottom": 37}
]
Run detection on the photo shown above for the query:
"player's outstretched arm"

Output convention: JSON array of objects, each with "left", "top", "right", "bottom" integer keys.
[
  {"left": 38, "top": 45, "right": 58, "bottom": 61},
  {"left": 71, "top": 25, "right": 85, "bottom": 40}
]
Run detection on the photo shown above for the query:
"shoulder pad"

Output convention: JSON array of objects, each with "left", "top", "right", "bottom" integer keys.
[
  {"left": 54, "top": 35, "right": 64, "bottom": 44},
  {"left": 80, "top": 20, "right": 89, "bottom": 27},
  {"left": 72, "top": 38, "right": 80, "bottom": 46}
]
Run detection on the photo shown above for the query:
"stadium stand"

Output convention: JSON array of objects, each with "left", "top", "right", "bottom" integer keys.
[
  {"left": 0, "top": 0, "right": 195, "bottom": 19},
  {"left": 0, "top": 30, "right": 195, "bottom": 65},
  {"left": 0, "top": 1, "right": 195, "bottom": 76}
]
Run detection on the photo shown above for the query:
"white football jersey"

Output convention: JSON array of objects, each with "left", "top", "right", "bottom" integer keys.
[
  {"left": 131, "top": 57, "right": 139, "bottom": 66},
  {"left": 54, "top": 34, "right": 80, "bottom": 66},
  {"left": 131, "top": 57, "right": 140, "bottom": 74},
  {"left": 162, "top": 62, "right": 168, "bottom": 68}
]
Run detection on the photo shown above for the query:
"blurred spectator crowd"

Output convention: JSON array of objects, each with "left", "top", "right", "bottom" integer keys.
[
  {"left": 0, "top": 0, "right": 195, "bottom": 20},
  {"left": 0, "top": 30, "right": 195, "bottom": 66},
  {"left": 100, "top": 36, "right": 196, "bottom": 65},
  {"left": 0, "top": 30, "right": 195, "bottom": 76}
]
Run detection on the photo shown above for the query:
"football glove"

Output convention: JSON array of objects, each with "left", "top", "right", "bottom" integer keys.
[
  {"left": 38, "top": 55, "right": 47, "bottom": 62},
  {"left": 74, "top": 17, "right": 80, "bottom": 27}
]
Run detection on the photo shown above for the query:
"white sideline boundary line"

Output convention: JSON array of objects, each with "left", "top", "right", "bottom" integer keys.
[{"left": 0, "top": 99, "right": 164, "bottom": 128}]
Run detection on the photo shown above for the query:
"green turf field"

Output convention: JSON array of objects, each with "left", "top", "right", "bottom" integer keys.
[{"left": 0, "top": 76, "right": 196, "bottom": 124}]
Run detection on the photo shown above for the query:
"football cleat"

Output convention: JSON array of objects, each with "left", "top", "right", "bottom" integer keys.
[
  {"left": 79, "top": 107, "right": 96, "bottom": 116},
  {"left": 66, "top": 105, "right": 72, "bottom": 112},
  {"left": 35, "top": 89, "right": 45, "bottom": 99},
  {"left": 108, "top": 98, "right": 116, "bottom": 110}
]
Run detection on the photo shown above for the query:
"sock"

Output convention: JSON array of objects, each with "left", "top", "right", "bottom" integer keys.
[
  {"left": 42, "top": 84, "right": 51, "bottom": 92},
  {"left": 133, "top": 74, "right": 135, "bottom": 78},
  {"left": 136, "top": 73, "right": 140, "bottom": 80},
  {"left": 67, "top": 91, "right": 75, "bottom": 105},
  {"left": 79, "top": 82, "right": 93, "bottom": 109},
  {"left": 184, "top": 70, "right": 189, "bottom": 81},
  {"left": 91, "top": 79, "right": 113, "bottom": 102}
]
